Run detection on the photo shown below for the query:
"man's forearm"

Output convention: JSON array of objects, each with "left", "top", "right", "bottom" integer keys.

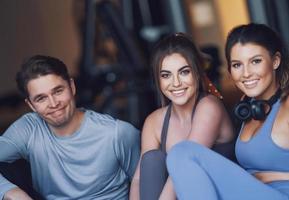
[
  {"left": 0, "top": 173, "right": 17, "bottom": 200},
  {"left": 3, "top": 187, "right": 33, "bottom": 200}
]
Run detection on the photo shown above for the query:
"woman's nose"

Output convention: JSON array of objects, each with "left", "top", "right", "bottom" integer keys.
[
  {"left": 243, "top": 65, "right": 251, "bottom": 78},
  {"left": 172, "top": 75, "right": 181, "bottom": 87}
]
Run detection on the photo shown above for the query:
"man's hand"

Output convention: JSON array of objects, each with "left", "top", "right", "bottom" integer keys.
[{"left": 3, "top": 187, "right": 33, "bottom": 200}]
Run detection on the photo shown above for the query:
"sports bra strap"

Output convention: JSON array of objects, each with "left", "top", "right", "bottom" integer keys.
[
  {"left": 160, "top": 104, "right": 172, "bottom": 152},
  {"left": 159, "top": 94, "right": 205, "bottom": 152}
]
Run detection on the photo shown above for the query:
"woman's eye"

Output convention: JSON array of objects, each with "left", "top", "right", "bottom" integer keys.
[
  {"left": 160, "top": 73, "right": 170, "bottom": 78},
  {"left": 252, "top": 58, "right": 262, "bottom": 64},
  {"left": 180, "top": 69, "right": 190, "bottom": 75},
  {"left": 231, "top": 63, "right": 241, "bottom": 68}
]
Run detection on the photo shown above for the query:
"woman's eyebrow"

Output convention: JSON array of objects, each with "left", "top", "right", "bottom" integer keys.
[
  {"left": 178, "top": 65, "right": 190, "bottom": 72},
  {"left": 160, "top": 69, "right": 171, "bottom": 73}
]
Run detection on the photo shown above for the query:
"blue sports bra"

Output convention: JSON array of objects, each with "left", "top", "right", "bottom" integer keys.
[{"left": 235, "top": 100, "right": 289, "bottom": 174}]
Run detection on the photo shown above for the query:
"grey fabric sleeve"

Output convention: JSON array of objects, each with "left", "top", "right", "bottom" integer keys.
[
  {"left": 0, "top": 175, "right": 17, "bottom": 200},
  {"left": 0, "top": 119, "right": 30, "bottom": 199},
  {"left": 0, "top": 137, "right": 21, "bottom": 199},
  {"left": 114, "top": 120, "right": 140, "bottom": 181},
  {"left": 1, "top": 117, "right": 30, "bottom": 161}
]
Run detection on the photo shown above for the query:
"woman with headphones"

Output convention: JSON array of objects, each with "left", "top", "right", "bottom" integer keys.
[
  {"left": 129, "top": 33, "right": 235, "bottom": 200},
  {"left": 166, "top": 23, "right": 289, "bottom": 200}
]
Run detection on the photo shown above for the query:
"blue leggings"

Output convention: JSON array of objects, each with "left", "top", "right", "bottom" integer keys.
[{"left": 166, "top": 141, "right": 289, "bottom": 200}]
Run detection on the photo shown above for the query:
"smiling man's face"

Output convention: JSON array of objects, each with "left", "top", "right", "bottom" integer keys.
[{"left": 26, "top": 74, "right": 76, "bottom": 129}]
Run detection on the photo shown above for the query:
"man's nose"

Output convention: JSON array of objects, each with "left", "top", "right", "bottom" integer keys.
[{"left": 48, "top": 96, "right": 59, "bottom": 107}]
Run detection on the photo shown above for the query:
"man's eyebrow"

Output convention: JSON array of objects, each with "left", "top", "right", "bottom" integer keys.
[
  {"left": 52, "top": 85, "right": 65, "bottom": 91},
  {"left": 31, "top": 94, "right": 45, "bottom": 102}
]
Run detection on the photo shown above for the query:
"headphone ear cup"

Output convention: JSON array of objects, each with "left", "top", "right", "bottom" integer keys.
[
  {"left": 251, "top": 100, "right": 267, "bottom": 120},
  {"left": 234, "top": 101, "right": 252, "bottom": 121},
  {"left": 234, "top": 89, "right": 280, "bottom": 122}
]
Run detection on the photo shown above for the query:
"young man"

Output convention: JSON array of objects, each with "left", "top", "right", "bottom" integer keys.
[{"left": 0, "top": 55, "right": 140, "bottom": 200}]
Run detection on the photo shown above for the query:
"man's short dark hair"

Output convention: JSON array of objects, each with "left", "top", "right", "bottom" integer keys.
[{"left": 16, "top": 55, "right": 70, "bottom": 98}]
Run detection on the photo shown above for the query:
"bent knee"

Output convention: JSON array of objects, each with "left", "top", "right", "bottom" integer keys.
[{"left": 167, "top": 141, "right": 203, "bottom": 170}]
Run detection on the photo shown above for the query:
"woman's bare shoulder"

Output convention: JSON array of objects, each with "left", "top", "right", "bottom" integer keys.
[
  {"left": 196, "top": 94, "right": 225, "bottom": 112},
  {"left": 141, "top": 106, "right": 169, "bottom": 152},
  {"left": 143, "top": 106, "right": 168, "bottom": 130},
  {"left": 143, "top": 106, "right": 167, "bottom": 133}
]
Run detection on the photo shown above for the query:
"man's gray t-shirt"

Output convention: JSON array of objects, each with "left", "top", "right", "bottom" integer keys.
[{"left": 0, "top": 109, "right": 140, "bottom": 200}]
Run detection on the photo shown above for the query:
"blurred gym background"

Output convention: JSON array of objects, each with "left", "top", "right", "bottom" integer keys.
[{"left": 1, "top": 0, "right": 289, "bottom": 132}]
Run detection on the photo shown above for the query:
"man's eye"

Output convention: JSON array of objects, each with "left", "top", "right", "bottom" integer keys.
[
  {"left": 35, "top": 96, "right": 46, "bottom": 103},
  {"left": 55, "top": 89, "right": 64, "bottom": 95}
]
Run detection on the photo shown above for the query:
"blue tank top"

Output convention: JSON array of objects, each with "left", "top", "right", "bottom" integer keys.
[{"left": 235, "top": 100, "right": 289, "bottom": 174}]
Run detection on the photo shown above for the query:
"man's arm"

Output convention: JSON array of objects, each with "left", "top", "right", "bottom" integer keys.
[
  {"left": 114, "top": 120, "right": 141, "bottom": 181},
  {"left": 0, "top": 173, "right": 17, "bottom": 200},
  {"left": 114, "top": 120, "right": 141, "bottom": 199},
  {"left": 0, "top": 118, "right": 31, "bottom": 200},
  {"left": 0, "top": 138, "right": 24, "bottom": 199},
  {"left": 3, "top": 187, "right": 33, "bottom": 200}
]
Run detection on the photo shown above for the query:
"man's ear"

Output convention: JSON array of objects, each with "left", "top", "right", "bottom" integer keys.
[
  {"left": 273, "top": 52, "right": 281, "bottom": 70},
  {"left": 69, "top": 78, "right": 76, "bottom": 96},
  {"left": 25, "top": 98, "right": 36, "bottom": 112}
]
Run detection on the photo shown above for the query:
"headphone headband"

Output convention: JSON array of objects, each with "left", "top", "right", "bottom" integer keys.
[
  {"left": 234, "top": 88, "right": 281, "bottom": 121},
  {"left": 267, "top": 88, "right": 281, "bottom": 105}
]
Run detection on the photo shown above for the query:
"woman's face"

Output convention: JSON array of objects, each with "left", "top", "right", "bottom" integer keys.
[
  {"left": 229, "top": 42, "right": 280, "bottom": 99},
  {"left": 159, "top": 53, "right": 196, "bottom": 106}
]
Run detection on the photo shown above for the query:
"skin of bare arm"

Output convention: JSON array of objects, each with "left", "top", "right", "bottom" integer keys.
[
  {"left": 187, "top": 95, "right": 234, "bottom": 146},
  {"left": 159, "top": 96, "right": 233, "bottom": 199},
  {"left": 159, "top": 177, "right": 176, "bottom": 200},
  {"left": 130, "top": 95, "right": 234, "bottom": 200},
  {"left": 254, "top": 171, "right": 289, "bottom": 183},
  {"left": 129, "top": 109, "right": 164, "bottom": 200}
]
